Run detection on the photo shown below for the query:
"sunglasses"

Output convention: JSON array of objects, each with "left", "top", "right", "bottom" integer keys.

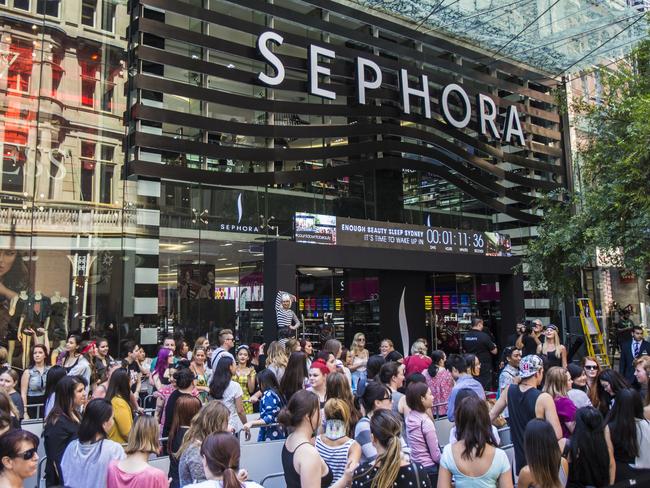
[
  {"left": 584, "top": 365, "right": 599, "bottom": 370},
  {"left": 15, "top": 448, "right": 37, "bottom": 461}
]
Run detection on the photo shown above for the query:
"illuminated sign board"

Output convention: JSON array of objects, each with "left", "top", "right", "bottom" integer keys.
[{"left": 294, "top": 213, "right": 511, "bottom": 257}]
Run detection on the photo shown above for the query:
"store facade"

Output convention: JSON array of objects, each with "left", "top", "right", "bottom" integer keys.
[{"left": 0, "top": 0, "right": 568, "bottom": 360}]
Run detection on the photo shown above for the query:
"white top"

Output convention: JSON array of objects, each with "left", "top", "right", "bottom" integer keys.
[
  {"left": 218, "top": 381, "right": 244, "bottom": 432},
  {"left": 449, "top": 426, "right": 501, "bottom": 446},
  {"left": 633, "top": 419, "right": 650, "bottom": 469},
  {"left": 440, "top": 444, "right": 510, "bottom": 488},
  {"left": 567, "top": 388, "right": 592, "bottom": 409},
  {"left": 183, "top": 480, "right": 263, "bottom": 488},
  {"left": 60, "top": 438, "right": 125, "bottom": 488}
]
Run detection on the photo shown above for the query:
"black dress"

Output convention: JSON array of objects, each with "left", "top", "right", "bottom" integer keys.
[
  {"left": 43, "top": 415, "right": 79, "bottom": 487},
  {"left": 352, "top": 463, "right": 431, "bottom": 488},
  {"left": 168, "top": 425, "right": 189, "bottom": 488},
  {"left": 282, "top": 442, "right": 333, "bottom": 488}
]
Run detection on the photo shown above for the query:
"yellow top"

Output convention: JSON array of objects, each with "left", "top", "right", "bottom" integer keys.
[{"left": 108, "top": 396, "right": 133, "bottom": 444}]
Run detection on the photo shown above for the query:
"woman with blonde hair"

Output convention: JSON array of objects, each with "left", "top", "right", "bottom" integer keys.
[
  {"left": 633, "top": 355, "right": 650, "bottom": 411},
  {"left": 106, "top": 415, "right": 168, "bottom": 488},
  {"left": 543, "top": 366, "right": 576, "bottom": 437},
  {"left": 537, "top": 324, "right": 567, "bottom": 368},
  {"left": 177, "top": 400, "right": 230, "bottom": 487},
  {"left": 403, "top": 340, "right": 431, "bottom": 378},
  {"left": 350, "top": 333, "right": 369, "bottom": 393},
  {"left": 266, "top": 341, "right": 288, "bottom": 382},
  {"left": 316, "top": 399, "right": 362, "bottom": 483}
]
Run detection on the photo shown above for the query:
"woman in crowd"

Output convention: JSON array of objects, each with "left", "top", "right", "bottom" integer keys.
[
  {"left": 316, "top": 399, "right": 361, "bottom": 483},
  {"left": 349, "top": 333, "right": 369, "bottom": 393},
  {"left": 280, "top": 351, "right": 308, "bottom": 403},
  {"left": 634, "top": 355, "right": 650, "bottom": 418},
  {"left": 60, "top": 398, "right": 126, "bottom": 488},
  {"left": 20, "top": 344, "right": 49, "bottom": 419},
  {"left": 43, "top": 365, "right": 66, "bottom": 418},
  {"left": 175, "top": 339, "right": 190, "bottom": 362},
  {"left": 356, "top": 355, "right": 385, "bottom": 398},
  {"left": 183, "top": 432, "right": 263, "bottom": 488},
  {"left": 438, "top": 395, "right": 511, "bottom": 488},
  {"left": 279, "top": 389, "right": 352, "bottom": 488},
  {"left": 0, "top": 391, "right": 18, "bottom": 431},
  {"left": 43, "top": 376, "right": 84, "bottom": 487},
  {"left": 300, "top": 339, "right": 314, "bottom": 368},
  {"left": 152, "top": 348, "right": 174, "bottom": 392},
  {"left": 404, "top": 382, "right": 440, "bottom": 485},
  {"left": 177, "top": 401, "right": 231, "bottom": 487},
  {"left": 105, "top": 368, "right": 133, "bottom": 444},
  {"left": 94, "top": 338, "right": 113, "bottom": 385},
  {"left": 403, "top": 340, "right": 431, "bottom": 379},
  {"left": 537, "top": 324, "right": 567, "bottom": 368},
  {"left": 59, "top": 333, "right": 92, "bottom": 385},
  {"left": 543, "top": 366, "right": 577, "bottom": 437},
  {"left": 316, "top": 350, "right": 338, "bottom": 374},
  {"left": 106, "top": 415, "right": 168, "bottom": 488},
  {"left": 352, "top": 409, "right": 429, "bottom": 488},
  {"left": 448, "top": 389, "right": 501, "bottom": 446},
  {"left": 93, "top": 362, "right": 123, "bottom": 400},
  {"left": 517, "top": 419, "right": 568, "bottom": 488},
  {"left": 378, "top": 361, "right": 405, "bottom": 414},
  {"left": 285, "top": 338, "right": 301, "bottom": 355},
  {"left": 162, "top": 367, "right": 197, "bottom": 439},
  {"left": 583, "top": 356, "right": 601, "bottom": 406},
  {"left": 355, "top": 381, "right": 393, "bottom": 464},
  {"left": 209, "top": 356, "right": 247, "bottom": 434},
  {"left": 265, "top": 341, "right": 288, "bottom": 382},
  {"left": 250, "top": 343, "right": 265, "bottom": 374},
  {"left": 606, "top": 388, "right": 650, "bottom": 481},
  {"left": 565, "top": 406, "right": 615, "bottom": 487},
  {"left": 243, "top": 369, "right": 286, "bottom": 442},
  {"left": 168, "top": 394, "right": 202, "bottom": 488},
  {"left": 0, "top": 429, "right": 40, "bottom": 487},
  {"left": 566, "top": 364, "right": 592, "bottom": 409},
  {"left": 189, "top": 346, "right": 211, "bottom": 402},
  {"left": 326, "top": 372, "right": 361, "bottom": 435},
  {"left": 597, "top": 369, "right": 629, "bottom": 417},
  {"left": 307, "top": 358, "right": 329, "bottom": 407},
  {"left": 379, "top": 339, "right": 394, "bottom": 358},
  {"left": 233, "top": 345, "right": 256, "bottom": 415},
  {"left": 0, "top": 369, "right": 23, "bottom": 422},
  {"left": 422, "top": 350, "right": 454, "bottom": 417}
]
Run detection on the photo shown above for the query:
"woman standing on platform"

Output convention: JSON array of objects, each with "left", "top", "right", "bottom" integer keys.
[
  {"left": 350, "top": 333, "right": 369, "bottom": 393},
  {"left": 233, "top": 345, "right": 256, "bottom": 415},
  {"left": 537, "top": 325, "right": 567, "bottom": 369}
]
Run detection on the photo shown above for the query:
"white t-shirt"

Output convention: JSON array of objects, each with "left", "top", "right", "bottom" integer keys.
[
  {"left": 449, "top": 426, "right": 501, "bottom": 446},
  {"left": 218, "top": 381, "right": 244, "bottom": 432},
  {"left": 184, "top": 480, "right": 263, "bottom": 488}
]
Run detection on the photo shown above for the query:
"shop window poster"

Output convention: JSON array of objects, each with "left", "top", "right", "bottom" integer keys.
[{"left": 178, "top": 264, "right": 215, "bottom": 300}]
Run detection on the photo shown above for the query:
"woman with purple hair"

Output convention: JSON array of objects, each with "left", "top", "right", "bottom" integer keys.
[{"left": 152, "top": 348, "right": 174, "bottom": 392}]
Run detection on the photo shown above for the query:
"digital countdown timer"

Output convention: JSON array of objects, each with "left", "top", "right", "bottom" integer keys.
[{"left": 294, "top": 213, "right": 511, "bottom": 257}]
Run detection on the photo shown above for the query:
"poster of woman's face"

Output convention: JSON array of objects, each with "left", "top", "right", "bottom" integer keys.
[
  {"left": 0, "top": 250, "right": 27, "bottom": 301},
  {"left": 178, "top": 264, "right": 215, "bottom": 300}
]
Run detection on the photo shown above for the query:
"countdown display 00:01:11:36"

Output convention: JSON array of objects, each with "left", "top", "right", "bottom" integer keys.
[{"left": 425, "top": 229, "right": 485, "bottom": 248}]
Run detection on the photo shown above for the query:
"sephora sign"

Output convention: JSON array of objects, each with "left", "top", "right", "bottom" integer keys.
[{"left": 257, "top": 31, "right": 526, "bottom": 145}]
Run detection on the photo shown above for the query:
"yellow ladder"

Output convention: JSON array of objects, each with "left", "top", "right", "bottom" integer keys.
[{"left": 577, "top": 298, "right": 611, "bottom": 368}]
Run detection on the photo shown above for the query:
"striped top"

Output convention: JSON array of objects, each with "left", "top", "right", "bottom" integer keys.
[
  {"left": 276, "top": 292, "right": 300, "bottom": 337},
  {"left": 315, "top": 436, "right": 354, "bottom": 482}
]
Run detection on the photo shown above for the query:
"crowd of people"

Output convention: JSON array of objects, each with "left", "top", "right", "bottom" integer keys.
[{"left": 0, "top": 320, "right": 648, "bottom": 488}]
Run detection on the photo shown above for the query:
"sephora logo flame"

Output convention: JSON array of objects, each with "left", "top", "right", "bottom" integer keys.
[{"left": 237, "top": 193, "right": 243, "bottom": 224}]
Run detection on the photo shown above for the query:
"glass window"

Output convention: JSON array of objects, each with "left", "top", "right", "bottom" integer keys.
[
  {"left": 80, "top": 141, "right": 96, "bottom": 201},
  {"left": 99, "top": 165, "right": 113, "bottom": 203},
  {"left": 101, "top": 1, "right": 116, "bottom": 32},
  {"left": 13, "top": 0, "right": 29, "bottom": 10},
  {"left": 81, "top": 0, "right": 96, "bottom": 27},
  {"left": 37, "top": 0, "right": 60, "bottom": 16}
]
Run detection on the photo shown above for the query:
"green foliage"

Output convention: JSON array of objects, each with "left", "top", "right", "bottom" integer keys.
[{"left": 525, "top": 40, "right": 650, "bottom": 298}]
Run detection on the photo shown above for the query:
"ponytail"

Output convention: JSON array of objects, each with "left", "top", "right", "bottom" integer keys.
[
  {"left": 200, "top": 432, "right": 244, "bottom": 488},
  {"left": 222, "top": 467, "right": 242, "bottom": 488},
  {"left": 373, "top": 434, "right": 402, "bottom": 488}
]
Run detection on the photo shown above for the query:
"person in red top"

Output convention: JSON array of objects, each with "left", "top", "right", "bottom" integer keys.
[{"left": 403, "top": 340, "right": 432, "bottom": 379}]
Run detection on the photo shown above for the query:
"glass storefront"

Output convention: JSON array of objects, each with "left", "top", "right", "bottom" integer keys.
[{"left": 0, "top": 0, "right": 570, "bottom": 362}]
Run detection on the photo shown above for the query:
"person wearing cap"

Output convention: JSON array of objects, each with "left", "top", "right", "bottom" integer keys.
[
  {"left": 537, "top": 324, "right": 567, "bottom": 369},
  {"left": 489, "top": 354, "right": 562, "bottom": 474},
  {"left": 462, "top": 317, "right": 497, "bottom": 390}
]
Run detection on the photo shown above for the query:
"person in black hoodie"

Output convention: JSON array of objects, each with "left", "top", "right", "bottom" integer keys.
[{"left": 43, "top": 376, "right": 84, "bottom": 487}]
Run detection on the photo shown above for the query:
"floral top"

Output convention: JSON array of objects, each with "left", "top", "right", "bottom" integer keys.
[
  {"left": 233, "top": 368, "right": 256, "bottom": 414},
  {"left": 423, "top": 367, "right": 454, "bottom": 416},
  {"left": 192, "top": 366, "right": 212, "bottom": 403}
]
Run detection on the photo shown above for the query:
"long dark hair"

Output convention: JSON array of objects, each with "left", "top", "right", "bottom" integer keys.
[
  {"left": 168, "top": 394, "right": 201, "bottom": 450},
  {"left": 427, "top": 350, "right": 445, "bottom": 378},
  {"left": 597, "top": 369, "right": 630, "bottom": 416},
  {"left": 524, "top": 419, "right": 562, "bottom": 488},
  {"left": 326, "top": 372, "right": 361, "bottom": 434},
  {"left": 455, "top": 394, "right": 497, "bottom": 460},
  {"left": 257, "top": 369, "right": 282, "bottom": 397},
  {"left": 78, "top": 398, "right": 113, "bottom": 443},
  {"left": 359, "top": 381, "right": 390, "bottom": 415},
  {"left": 200, "top": 432, "right": 242, "bottom": 488},
  {"left": 277, "top": 389, "right": 319, "bottom": 428},
  {"left": 378, "top": 362, "right": 400, "bottom": 386},
  {"left": 280, "top": 352, "right": 308, "bottom": 401},
  {"left": 46, "top": 376, "right": 83, "bottom": 425},
  {"left": 606, "top": 388, "right": 645, "bottom": 460},
  {"left": 105, "top": 369, "right": 131, "bottom": 404},
  {"left": 44, "top": 366, "right": 66, "bottom": 404},
  {"left": 0, "top": 429, "right": 38, "bottom": 473},
  {"left": 209, "top": 356, "right": 234, "bottom": 400},
  {"left": 570, "top": 407, "right": 610, "bottom": 486},
  {"left": 366, "top": 355, "right": 385, "bottom": 380}
]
